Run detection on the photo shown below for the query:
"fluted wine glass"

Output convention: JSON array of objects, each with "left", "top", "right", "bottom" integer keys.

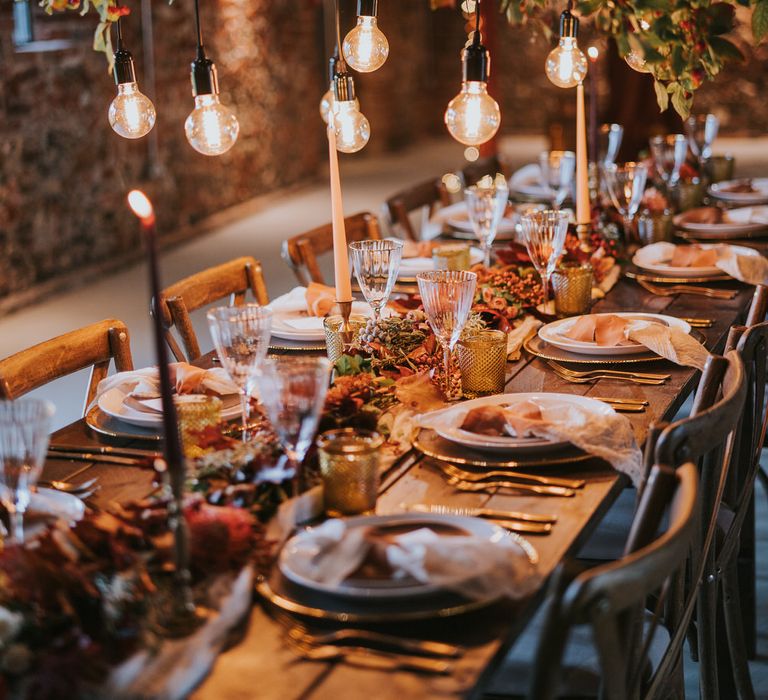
[
  {"left": 0, "top": 399, "right": 55, "bottom": 544},
  {"left": 650, "top": 134, "right": 688, "bottom": 188},
  {"left": 255, "top": 356, "right": 331, "bottom": 492},
  {"left": 349, "top": 239, "right": 403, "bottom": 321},
  {"left": 602, "top": 162, "right": 648, "bottom": 242},
  {"left": 539, "top": 150, "right": 576, "bottom": 209},
  {"left": 520, "top": 210, "right": 569, "bottom": 308},
  {"left": 416, "top": 270, "right": 477, "bottom": 400},
  {"left": 685, "top": 114, "right": 719, "bottom": 173},
  {"left": 598, "top": 123, "right": 623, "bottom": 167},
  {"left": 465, "top": 183, "right": 509, "bottom": 267},
  {"left": 207, "top": 304, "right": 273, "bottom": 441}
]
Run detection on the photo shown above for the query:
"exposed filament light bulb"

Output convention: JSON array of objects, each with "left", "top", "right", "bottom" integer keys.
[
  {"left": 330, "top": 71, "right": 370, "bottom": 153},
  {"left": 320, "top": 53, "right": 360, "bottom": 124},
  {"left": 108, "top": 40, "right": 156, "bottom": 139},
  {"left": 545, "top": 10, "right": 588, "bottom": 88},
  {"left": 342, "top": 0, "right": 389, "bottom": 73}
]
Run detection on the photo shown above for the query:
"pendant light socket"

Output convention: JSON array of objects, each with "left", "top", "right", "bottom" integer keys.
[
  {"left": 559, "top": 9, "right": 579, "bottom": 39},
  {"left": 357, "top": 0, "right": 378, "bottom": 16},
  {"left": 113, "top": 47, "right": 137, "bottom": 85},
  {"left": 462, "top": 36, "right": 490, "bottom": 83},
  {"left": 190, "top": 48, "right": 219, "bottom": 97},
  {"left": 332, "top": 71, "right": 357, "bottom": 102}
]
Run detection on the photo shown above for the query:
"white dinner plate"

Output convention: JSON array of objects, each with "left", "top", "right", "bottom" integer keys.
[
  {"left": 709, "top": 178, "right": 768, "bottom": 204},
  {"left": 538, "top": 313, "right": 691, "bottom": 356},
  {"left": 16, "top": 487, "right": 86, "bottom": 539},
  {"left": 398, "top": 247, "right": 483, "bottom": 278},
  {"left": 270, "top": 302, "right": 370, "bottom": 341},
  {"left": 632, "top": 243, "right": 759, "bottom": 278},
  {"left": 98, "top": 387, "right": 242, "bottom": 428},
  {"left": 423, "top": 392, "right": 614, "bottom": 454},
  {"left": 674, "top": 206, "right": 768, "bottom": 236},
  {"left": 279, "top": 513, "right": 505, "bottom": 600}
]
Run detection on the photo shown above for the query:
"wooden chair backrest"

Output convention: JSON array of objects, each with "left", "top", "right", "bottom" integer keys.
[
  {"left": 281, "top": 212, "right": 381, "bottom": 286},
  {"left": 461, "top": 154, "right": 504, "bottom": 185},
  {"left": 159, "top": 256, "right": 269, "bottom": 362},
  {"left": 0, "top": 319, "right": 134, "bottom": 416},
  {"left": 526, "top": 462, "right": 699, "bottom": 700},
  {"left": 384, "top": 179, "right": 453, "bottom": 241},
  {"left": 744, "top": 284, "right": 768, "bottom": 326}
]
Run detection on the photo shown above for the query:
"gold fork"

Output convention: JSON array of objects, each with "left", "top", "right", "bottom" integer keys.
[
  {"left": 447, "top": 475, "right": 575, "bottom": 497},
  {"left": 636, "top": 279, "right": 737, "bottom": 300},
  {"left": 546, "top": 360, "right": 670, "bottom": 381},
  {"left": 549, "top": 365, "right": 666, "bottom": 385},
  {"left": 439, "top": 462, "right": 585, "bottom": 489}
]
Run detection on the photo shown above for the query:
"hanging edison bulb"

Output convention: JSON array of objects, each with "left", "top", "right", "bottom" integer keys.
[
  {"left": 625, "top": 49, "right": 652, "bottom": 73},
  {"left": 319, "top": 54, "right": 360, "bottom": 124},
  {"left": 444, "top": 22, "right": 500, "bottom": 146},
  {"left": 330, "top": 72, "right": 370, "bottom": 153},
  {"left": 342, "top": 0, "right": 389, "bottom": 73},
  {"left": 185, "top": 50, "right": 239, "bottom": 156},
  {"left": 545, "top": 9, "right": 588, "bottom": 88},
  {"left": 108, "top": 34, "right": 156, "bottom": 139}
]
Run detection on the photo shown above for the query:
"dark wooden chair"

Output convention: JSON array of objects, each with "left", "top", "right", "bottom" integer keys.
[
  {"left": 462, "top": 154, "right": 504, "bottom": 185},
  {"left": 281, "top": 212, "right": 381, "bottom": 286},
  {"left": 384, "top": 178, "right": 453, "bottom": 241},
  {"left": 0, "top": 319, "right": 134, "bottom": 416},
  {"left": 158, "top": 256, "right": 270, "bottom": 363}
]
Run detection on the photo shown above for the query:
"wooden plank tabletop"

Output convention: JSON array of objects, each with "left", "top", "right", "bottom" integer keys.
[{"left": 40, "top": 276, "right": 755, "bottom": 700}]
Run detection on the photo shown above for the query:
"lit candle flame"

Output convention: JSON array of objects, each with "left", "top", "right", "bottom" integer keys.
[
  {"left": 127, "top": 189, "right": 155, "bottom": 224},
  {"left": 587, "top": 46, "right": 599, "bottom": 61}
]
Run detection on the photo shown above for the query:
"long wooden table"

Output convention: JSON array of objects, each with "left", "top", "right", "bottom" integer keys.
[{"left": 42, "top": 277, "right": 756, "bottom": 699}]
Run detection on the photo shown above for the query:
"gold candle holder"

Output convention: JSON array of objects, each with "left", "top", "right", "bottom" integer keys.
[
  {"left": 432, "top": 243, "right": 471, "bottom": 271},
  {"left": 457, "top": 330, "right": 508, "bottom": 397},
  {"left": 576, "top": 222, "right": 593, "bottom": 254},
  {"left": 174, "top": 395, "right": 222, "bottom": 459},
  {"left": 323, "top": 314, "right": 367, "bottom": 365},
  {"left": 552, "top": 263, "right": 593, "bottom": 318},
  {"left": 317, "top": 428, "right": 383, "bottom": 517}
]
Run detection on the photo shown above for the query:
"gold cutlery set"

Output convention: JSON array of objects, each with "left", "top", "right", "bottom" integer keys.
[
  {"left": 546, "top": 359, "right": 667, "bottom": 389},
  {"left": 636, "top": 278, "right": 737, "bottom": 299}
]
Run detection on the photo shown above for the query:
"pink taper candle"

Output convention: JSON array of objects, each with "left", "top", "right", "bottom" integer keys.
[
  {"left": 327, "top": 125, "right": 353, "bottom": 303},
  {"left": 575, "top": 82, "right": 590, "bottom": 227}
]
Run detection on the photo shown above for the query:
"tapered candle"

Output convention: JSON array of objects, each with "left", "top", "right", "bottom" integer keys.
[
  {"left": 587, "top": 47, "right": 599, "bottom": 165},
  {"left": 575, "top": 82, "right": 590, "bottom": 226},
  {"left": 127, "top": 190, "right": 185, "bottom": 499},
  {"left": 327, "top": 124, "right": 353, "bottom": 303}
]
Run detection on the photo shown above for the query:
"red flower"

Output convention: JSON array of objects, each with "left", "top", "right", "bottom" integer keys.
[{"left": 185, "top": 501, "right": 256, "bottom": 573}]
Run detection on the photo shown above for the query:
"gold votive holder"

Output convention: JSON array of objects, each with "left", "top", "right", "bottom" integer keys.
[
  {"left": 674, "top": 178, "right": 704, "bottom": 212},
  {"left": 637, "top": 209, "right": 674, "bottom": 245},
  {"left": 432, "top": 243, "right": 471, "bottom": 271},
  {"left": 175, "top": 394, "right": 222, "bottom": 459},
  {"left": 706, "top": 154, "right": 735, "bottom": 184},
  {"left": 317, "top": 428, "right": 384, "bottom": 517},
  {"left": 457, "top": 330, "right": 508, "bottom": 397},
  {"left": 552, "top": 263, "right": 594, "bottom": 318},
  {"left": 323, "top": 314, "right": 367, "bottom": 365}
]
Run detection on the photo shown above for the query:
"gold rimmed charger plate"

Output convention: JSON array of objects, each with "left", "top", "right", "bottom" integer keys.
[
  {"left": 676, "top": 228, "right": 768, "bottom": 243},
  {"left": 624, "top": 265, "right": 732, "bottom": 284},
  {"left": 256, "top": 572, "right": 498, "bottom": 623},
  {"left": 268, "top": 342, "right": 326, "bottom": 353},
  {"left": 85, "top": 406, "right": 163, "bottom": 442},
  {"left": 413, "top": 429, "right": 592, "bottom": 469}
]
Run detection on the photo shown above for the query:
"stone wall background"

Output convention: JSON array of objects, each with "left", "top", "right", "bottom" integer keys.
[{"left": 0, "top": 1, "right": 764, "bottom": 313}]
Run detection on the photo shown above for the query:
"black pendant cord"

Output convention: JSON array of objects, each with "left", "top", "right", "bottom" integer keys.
[
  {"left": 193, "top": 0, "right": 205, "bottom": 58},
  {"left": 334, "top": 0, "right": 347, "bottom": 72},
  {"left": 475, "top": 0, "right": 481, "bottom": 39},
  {"left": 115, "top": 0, "right": 124, "bottom": 51}
]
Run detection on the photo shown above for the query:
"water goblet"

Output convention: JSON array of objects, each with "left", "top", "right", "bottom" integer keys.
[
  {"left": 465, "top": 183, "right": 508, "bottom": 267},
  {"left": 685, "top": 114, "right": 719, "bottom": 173},
  {"left": 0, "top": 399, "right": 55, "bottom": 544},
  {"left": 349, "top": 239, "right": 403, "bottom": 322},
  {"left": 519, "top": 210, "right": 569, "bottom": 308},
  {"left": 602, "top": 162, "right": 648, "bottom": 242},
  {"left": 539, "top": 150, "right": 576, "bottom": 209},
  {"left": 207, "top": 304, "right": 273, "bottom": 441},
  {"left": 416, "top": 270, "right": 477, "bottom": 400},
  {"left": 598, "top": 123, "right": 624, "bottom": 166},
  {"left": 649, "top": 134, "right": 688, "bottom": 189},
  {"left": 255, "top": 356, "right": 331, "bottom": 493}
]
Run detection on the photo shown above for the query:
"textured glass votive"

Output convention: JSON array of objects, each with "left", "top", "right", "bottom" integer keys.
[
  {"left": 637, "top": 209, "right": 674, "bottom": 245},
  {"left": 317, "top": 428, "right": 384, "bottom": 517},
  {"left": 175, "top": 395, "right": 222, "bottom": 459},
  {"left": 323, "top": 314, "right": 367, "bottom": 365},
  {"left": 552, "top": 263, "right": 593, "bottom": 318},
  {"left": 457, "top": 330, "right": 507, "bottom": 397},
  {"left": 675, "top": 178, "right": 704, "bottom": 212},
  {"left": 433, "top": 243, "right": 471, "bottom": 271},
  {"left": 706, "top": 154, "right": 735, "bottom": 184}
]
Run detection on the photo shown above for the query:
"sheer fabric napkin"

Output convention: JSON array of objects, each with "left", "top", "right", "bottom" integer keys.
[
  {"left": 418, "top": 397, "right": 644, "bottom": 486},
  {"left": 285, "top": 519, "right": 539, "bottom": 601},
  {"left": 637, "top": 241, "right": 768, "bottom": 286}
]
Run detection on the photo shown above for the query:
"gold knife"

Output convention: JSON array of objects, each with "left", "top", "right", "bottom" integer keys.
[
  {"left": 49, "top": 444, "right": 163, "bottom": 459},
  {"left": 406, "top": 503, "right": 557, "bottom": 523}
]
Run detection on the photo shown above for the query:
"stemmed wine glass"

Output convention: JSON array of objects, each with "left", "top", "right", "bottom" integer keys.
[
  {"left": 539, "top": 151, "right": 576, "bottom": 209},
  {"left": 0, "top": 399, "right": 55, "bottom": 544},
  {"left": 602, "top": 162, "right": 648, "bottom": 242},
  {"left": 598, "top": 123, "right": 623, "bottom": 166},
  {"left": 519, "top": 210, "right": 569, "bottom": 308},
  {"left": 685, "top": 114, "right": 719, "bottom": 174},
  {"left": 465, "top": 183, "right": 509, "bottom": 267},
  {"left": 416, "top": 270, "right": 477, "bottom": 400},
  {"left": 207, "top": 304, "right": 273, "bottom": 441},
  {"left": 649, "top": 134, "right": 688, "bottom": 189},
  {"left": 349, "top": 239, "right": 403, "bottom": 322},
  {"left": 255, "top": 356, "right": 331, "bottom": 492}
]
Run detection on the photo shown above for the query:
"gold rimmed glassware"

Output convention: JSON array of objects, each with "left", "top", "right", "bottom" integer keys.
[
  {"left": 416, "top": 270, "right": 477, "bottom": 401},
  {"left": 175, "top": 395, "right": 222, "bottom": 459},
  {"left": 457, "top": 330, "right": 507, "bottom": 397},
  {"left": 519, "top": 210, "right": 569, "bottom": 308},
  {"left": 552, "top": 262, "right": 593, "bottom": 318},
  {"left": 323, "top": 314, "right": 367, "bottom": 365}
]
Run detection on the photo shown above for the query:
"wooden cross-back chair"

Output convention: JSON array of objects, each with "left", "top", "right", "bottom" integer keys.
[
  {"left": 485, "top": 351, "right": 746, "bottom": 700},
  {"left": 281, "top": 212, "right": 381, "bottom": 286},
  {"left": 158, "top": 256, "right": 269, "bottom": 363},
  {"left": 384, "top": 178, "right": 453, "bottom": 241},
  {"left": 462, "top": 154, "right": 504, "bottom": 186},
  {"left": 0, "top": 319, "right": 133, "bottom": 416}
]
